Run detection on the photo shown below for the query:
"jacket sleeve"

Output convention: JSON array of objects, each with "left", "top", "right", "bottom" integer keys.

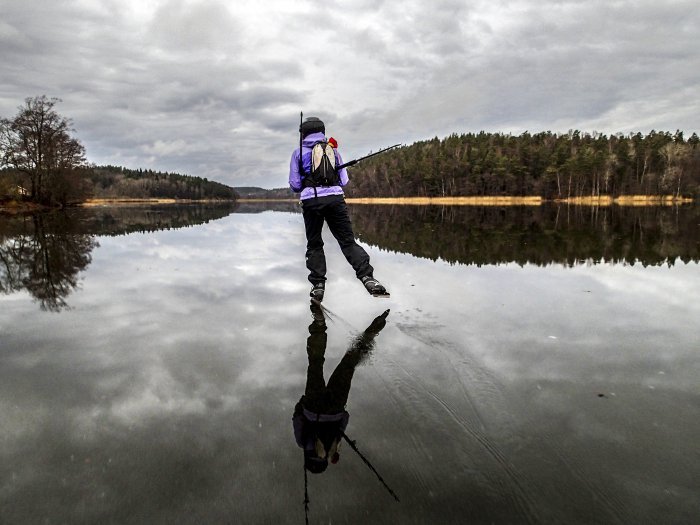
[
  {"left": 340, "top": 411, "right": 350, "bottom": 432},
  {"left": 293, "top": 398, "right": 305, "bottom": 447},
  {"left": 293, "top": 414, "right": 305, "bottom": 447},
  {"left": 289, "top": 149, "right": 303, "bottom": 192},
  {"left": 335, "top": 150, "right": 349, "bottom": 186}
]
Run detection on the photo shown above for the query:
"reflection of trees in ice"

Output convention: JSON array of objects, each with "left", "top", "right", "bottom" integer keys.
[
  {"left": 0, "top": 215, "right": 96, "bottom": 311},
  {"left": 0, "top": 204, "right": 236, "bottom": 311},
  {"left": 351, "top": 204, "right": 700, "bottom": 267}
]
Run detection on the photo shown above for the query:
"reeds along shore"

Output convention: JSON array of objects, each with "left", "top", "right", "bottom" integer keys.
[
  {"left": 344, "top": 195, "right": 694, "bottom": 206},
  {"left": 556, "top": 195, "right": 694, "bottom": 206},
  {"left": 79, "top": 198, "right": 235, "bottom": 207},
  {"left": 3, "top": 195, "right": 694, "bottom": 213},
  {"left": 346, "top": 196, "right": 543, "bottom": 206}
]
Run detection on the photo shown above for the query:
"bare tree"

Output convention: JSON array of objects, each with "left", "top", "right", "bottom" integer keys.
[{"left": 0, "top": 96, "right": 88, "bottom": 205}]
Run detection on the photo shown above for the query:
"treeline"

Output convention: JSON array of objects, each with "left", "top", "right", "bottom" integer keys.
[
  {"left": 344, "top": 130, "right": 700, "bottom": 199},
  {"left": 89, "top": 166, "right": 238, "bottom": 200},
  {"left": 1, "top": 164, "right": 239, "bottom": 204},
  {"left": 1, "top": 96, "right": 237, "bottom": 206}
]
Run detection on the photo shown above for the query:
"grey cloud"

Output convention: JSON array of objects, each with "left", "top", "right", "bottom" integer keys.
[
  {"left": 339, "top": 0, "right": 700, "bottom": 142},
  {"left": 336, "top": 1, "right": 479, "bottom": 70},
  {"left": 149, "top": 0, "right": 241, "bottom": 52},
  {"left": 1, "top": 0, "right": 699, "bottom": 188},
  {"left": 0, "top": 0, "right": 305, "bottom": 185}
]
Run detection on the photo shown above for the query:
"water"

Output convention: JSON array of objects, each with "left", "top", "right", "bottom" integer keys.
[{"left": 1, "top": 203, "right": 699, "bottom": 524}]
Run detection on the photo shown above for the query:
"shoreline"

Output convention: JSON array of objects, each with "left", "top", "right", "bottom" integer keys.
[
  {"left": 80, "top": 198, "right": 236, "bottom": 207},
  {"left": 236, "top": 198, "right": 299, "bottom": 203},
  {"left": 2, "top": 195, "right": 694, "bottom": 213},
  {"left": 553, "top": 195, "right": 694, "bottom": 206},
  {"left": 1, "top": 198, "right": 236, "bottom": 214},
  {"left": 346, "top": 196, "right": 543, "bottom": 206},
  {"left": 0, "top": 200, "right": 49, "bottom": 214},
  {"left": 345, "top": 195, "right": 694, "bottom": 206}
]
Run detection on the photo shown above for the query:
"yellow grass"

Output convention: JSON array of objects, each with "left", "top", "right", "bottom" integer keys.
[
  {"left": 345, "top": 195, "right": 693, "bottom": 206},
  {"left": 345, "top": 196, "right": 543, "bottom": 206},
  {"left": 613, "top": 195, "right": 694, "bottom": 206},
  {"left": 9, "top": 195, "right": 690, "bottom": 211},
  {"left": 555, "top": 195, "right": 694, "bottom": 206},
  {"left": 80, "top": 198, "right": 234, "bottom": 207},
  {"left": 236, "top": 198, "right": 298, "bottom": 203}
]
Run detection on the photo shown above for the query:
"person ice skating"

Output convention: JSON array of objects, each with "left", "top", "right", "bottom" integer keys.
[{"left": 289, "top": 116, "right": 389, "bottom": 302}]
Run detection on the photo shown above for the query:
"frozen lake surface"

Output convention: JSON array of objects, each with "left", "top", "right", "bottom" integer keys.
[{"left": 1, "top": 203, "right": 699, "bottom": 524}]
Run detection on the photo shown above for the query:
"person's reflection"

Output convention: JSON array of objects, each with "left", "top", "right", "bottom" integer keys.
[{"left": 293, "top": 302, "right": 389, "bottom": 475}]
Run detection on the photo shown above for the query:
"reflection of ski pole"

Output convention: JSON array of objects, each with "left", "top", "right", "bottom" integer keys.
[
  {"left": 303, "top": 464, "right": 310, "bottom": 525},
  {"left": 310, "top": 298, "right": 356, "bottom": 332},
  {"left": 340, "top": 431, "right": 400, "bottom": 502}
]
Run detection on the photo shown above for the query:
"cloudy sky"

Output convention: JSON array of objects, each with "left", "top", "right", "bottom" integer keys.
[{"left": 1, "top": 0, "right": 698, "bottom": 188}]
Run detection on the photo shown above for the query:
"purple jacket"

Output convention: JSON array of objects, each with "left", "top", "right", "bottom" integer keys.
[
  {"left": 293, "top": 407, "right": 350, "bottom": 451},
  {"left": 289, "top": 132, "right": 349, "bottom": 200}
]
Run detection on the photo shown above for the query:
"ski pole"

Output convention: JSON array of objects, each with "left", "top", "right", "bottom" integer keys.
[
  {"left": 336, "top": 144, "right": 401, "bottom": 170},
  {"left": 299, "top": 111, "right": 304, "bottom": 175},
  {"left": 340, "top": 431, "right": 400, "bottom": 502},
  {"left": 303, "top": 464, "right": 310, "bottom": 525}
]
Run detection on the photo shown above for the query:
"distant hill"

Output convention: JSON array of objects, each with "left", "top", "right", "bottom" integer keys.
[
  {"left": 234, "top": 186, "right": 293, "bottom": 199},
  {"left": 2, "top": 165, "right": 239, "bottom": 207},
  {"left": 90, "top": 166, "right": 238, "bottom": 200}
]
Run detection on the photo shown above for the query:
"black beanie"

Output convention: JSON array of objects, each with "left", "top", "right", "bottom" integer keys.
[{"left": 300, "top": 117, "right": 325, "bottom": 138}]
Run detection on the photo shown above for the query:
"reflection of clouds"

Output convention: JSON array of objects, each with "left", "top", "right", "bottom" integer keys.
[
  {"left": 1, "top": 211, "right": 699, "bottom": 523},
  {"left": 340, "top": 244, "right": 700, "bottom": 404},
  {"left": 2, "top": 212, "right": 306, "bottom": 427},
  {"left": 410, "top": 258, "right": 699, "bottom": 393},
  {"left": 103, "top": 358, "right": 242, "bottom": 425},
  {"left": 0, "top": 213, "right": 318, "bottom": 521},
  {"left": 578, "top": 261, "right": 700, "bottom": 310}
]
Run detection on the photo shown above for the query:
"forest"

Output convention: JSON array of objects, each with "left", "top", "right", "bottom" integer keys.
[
  {"left": 88, "top": 166, "right": 237, "bottom": 200},
  {"left": 343, "top": 130, "right": 700, "bottom": 199},
  {"left": 0, "top": 165, "right": 238, "bottom": 205}
]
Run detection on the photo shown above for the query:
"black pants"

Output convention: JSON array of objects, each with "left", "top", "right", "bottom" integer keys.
[
  {"left": 304, "top": 320, "right": 362, "bottom": 414},
  {"left": 302, "top": 195, "right": 373, "bottom": 284},
  {"left": 294, "top": 308, "right": 387, "bottom": 437}
]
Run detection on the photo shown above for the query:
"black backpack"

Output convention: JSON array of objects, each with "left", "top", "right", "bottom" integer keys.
[{"left": 302, "top": 141, "right": 340, "bottom": 188}]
